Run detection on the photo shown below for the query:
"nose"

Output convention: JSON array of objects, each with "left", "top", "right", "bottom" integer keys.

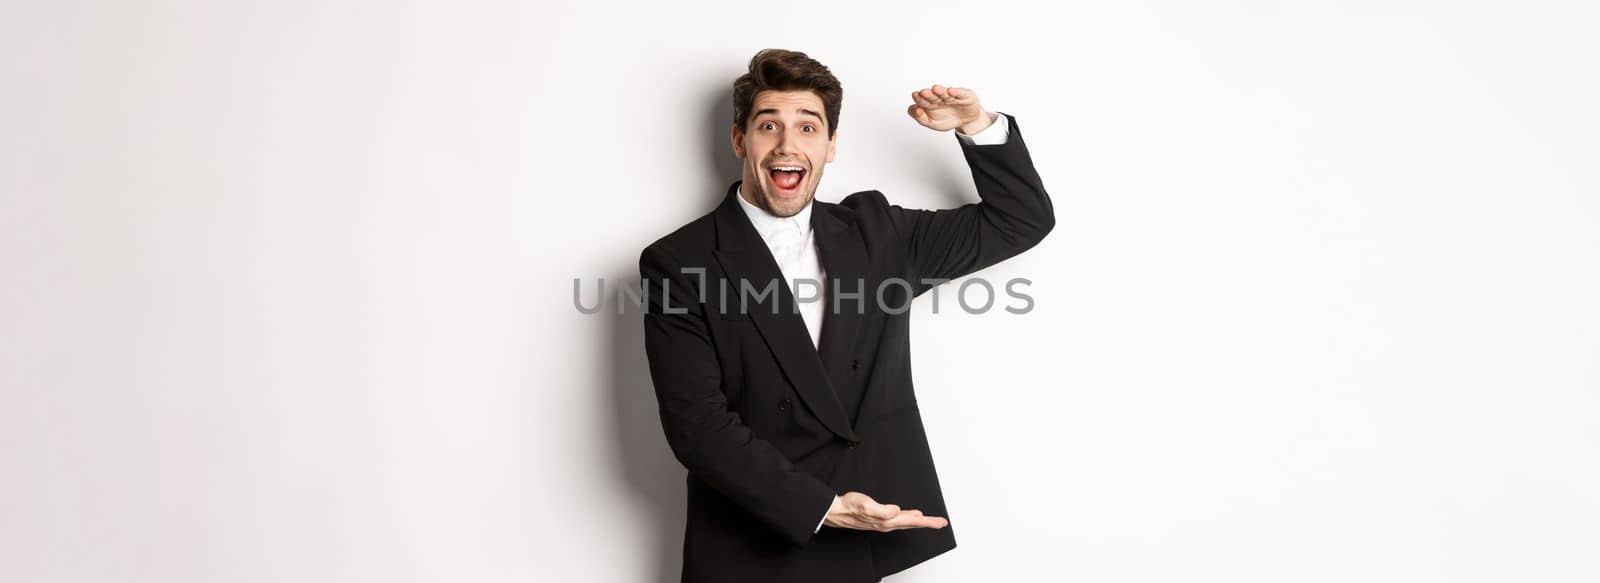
[
  {"left": 773, "top": 128, "right": 800, "bottom": 156},
  {"left": 773, "top": 137, "right": 795, "bottom": 156}
]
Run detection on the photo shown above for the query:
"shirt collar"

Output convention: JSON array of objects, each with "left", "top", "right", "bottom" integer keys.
[{"left": 735, "top": 181, "right": 813, "bottom": 243}]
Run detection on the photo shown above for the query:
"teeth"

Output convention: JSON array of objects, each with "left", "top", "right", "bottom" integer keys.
[{"left": 770, "top": 166, "right": 804, "bottom": 172}]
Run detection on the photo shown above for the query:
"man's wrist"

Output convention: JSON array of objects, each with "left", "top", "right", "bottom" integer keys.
[{"left": 956, "top": 110, "right": 997, "bottom": 136}]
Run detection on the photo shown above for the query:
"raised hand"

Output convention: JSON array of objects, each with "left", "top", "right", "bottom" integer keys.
[
  {"left": 823, "top": 491, "right": 949, "bottom": 532},
  {"left": 906, "top": 84, "right": 995, "bottom": 135}
]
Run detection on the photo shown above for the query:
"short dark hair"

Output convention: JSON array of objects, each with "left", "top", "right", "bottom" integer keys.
[{"left": 732, "top": 49, "right": 843, "bottom": 140}]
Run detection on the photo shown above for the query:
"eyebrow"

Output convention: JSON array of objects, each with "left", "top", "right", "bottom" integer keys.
[{"left": 753, "top": 108, "right": 824, "bottom": 124}]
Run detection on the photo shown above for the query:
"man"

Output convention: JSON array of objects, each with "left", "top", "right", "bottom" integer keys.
[{"left": 639, "top": 48, "right": 1054, "bottom": 582}]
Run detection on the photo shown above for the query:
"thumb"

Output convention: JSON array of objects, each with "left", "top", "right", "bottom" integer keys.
[
  {"left": 874, "top": 504, "right": 900, "bottom": 519},
  {"left": 907, "top": 104, "right": 930, "bottom": 126}
]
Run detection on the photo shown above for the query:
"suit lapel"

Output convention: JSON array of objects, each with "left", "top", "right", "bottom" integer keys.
[
  {"left": 812, "top": 199, "right": 868, "bottom": 423},
  {"left": 712, "top": 182, "right": 859, "bottom": 443}
]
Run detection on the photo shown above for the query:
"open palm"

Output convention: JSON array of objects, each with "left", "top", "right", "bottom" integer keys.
[{"left": 907, "top": 84, "right": 986, "bottom": 132}]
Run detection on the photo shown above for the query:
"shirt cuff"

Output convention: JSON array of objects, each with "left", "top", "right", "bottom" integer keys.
[
  {"left": 955, "top": 110, "right": 1010, "bottom": 146},
  {"left": 815, "top": 495, "right": 836, "bottom": 533}
]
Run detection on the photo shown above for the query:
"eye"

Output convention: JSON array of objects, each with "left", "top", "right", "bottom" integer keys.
[
  {"left": 761, "top": 122, "right": 776, "bottom": 131},
  {"left": 802, "top": 124, "right": 815, "bottom": 132}
]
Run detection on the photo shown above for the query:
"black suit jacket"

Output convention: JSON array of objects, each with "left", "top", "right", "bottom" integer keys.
[{"left": 640, "top": 113, "right": 1054, "bottom": 582}]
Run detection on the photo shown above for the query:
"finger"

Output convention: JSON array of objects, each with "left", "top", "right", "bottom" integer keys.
[
  {"left": 931, "top": 84, "right": 951, "bottom": 101},
  {"left": 891, "top": 509, "right": 924, "bottom": 525},
  {"left": 880, "top": 510, "right": 947, "bottom": 531},
  {"left": 916, "top": 89, "right": 940, "bottom": 108},
  {"left": 878, "top": 509, "right": 922, "bottom": 530},
  {"left": 948, "top": 86, "right": 972, "bottom": 102},
  {"left": 907, "top": 104, "right": 930, "bottom": 125}
]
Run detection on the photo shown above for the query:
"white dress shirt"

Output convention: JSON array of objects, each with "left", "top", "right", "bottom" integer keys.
[
  {"left": 735, "top": 185, "right": 829, "bottom": 347},
  {"left": 734, "top": 111, "right": 1013, "bottom": 534}
]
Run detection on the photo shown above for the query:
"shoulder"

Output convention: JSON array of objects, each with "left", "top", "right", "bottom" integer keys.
[
  {"left": 838, "top": 189, "right": 890, "bottom": 211},
  {"left": 639, "top": 210, "right": 716, "bottom": 268},
  {"left": 833, "top": 189, "right": 901, "bottom": 236}
]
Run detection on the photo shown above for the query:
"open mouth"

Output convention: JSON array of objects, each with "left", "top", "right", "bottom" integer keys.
[{"left": 767, "top": 165, "right": 806, "bottom": 197}]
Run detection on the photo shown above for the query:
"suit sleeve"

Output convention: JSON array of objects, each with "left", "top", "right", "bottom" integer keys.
[
  {"left": 639, "top": 243, "right": 838, "bottom": 547},
  {"left": 885, "top": 112, "right": 1056, "bottom": 296}
]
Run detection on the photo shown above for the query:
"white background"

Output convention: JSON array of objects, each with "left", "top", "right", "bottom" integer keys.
[{"left": 3, "top": 1, "right": 1598, "bottom": 581}]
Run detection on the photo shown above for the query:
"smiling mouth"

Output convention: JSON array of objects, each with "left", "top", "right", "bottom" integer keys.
[{"left": 767, "top": 166, "right": 806, "bottom": 196}]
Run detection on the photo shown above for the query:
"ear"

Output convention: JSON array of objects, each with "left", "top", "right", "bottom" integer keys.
[
  {"left": 730, "top": 124, "right": 746, "bottom": 159},
  {"left": 826, "top": 131, "right": 837, "bottom": 164}
]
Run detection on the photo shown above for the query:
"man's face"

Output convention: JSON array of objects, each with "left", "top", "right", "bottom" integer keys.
[{"left": 731, "top": 89, "right": 837, "bottom": 218}]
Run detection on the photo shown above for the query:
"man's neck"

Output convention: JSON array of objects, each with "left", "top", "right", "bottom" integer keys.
[{"left": 738, "top": 181, "right": 811, "bottom": 219}]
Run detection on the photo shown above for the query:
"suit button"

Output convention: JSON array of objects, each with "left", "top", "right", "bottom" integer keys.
[
  {"left": 850, "top": 359, "right": 861, "bottom": 371},
  {"left": 847, "top": 440, "right": 860, "bottom": 449},
  {"left": 778, "top": 398, "right": 791, "bottom": 412}
]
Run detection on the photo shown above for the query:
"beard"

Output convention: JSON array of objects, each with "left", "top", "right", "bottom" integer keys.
[{"left": 754, "top": 184, "right": 812, "bottom": 218}]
